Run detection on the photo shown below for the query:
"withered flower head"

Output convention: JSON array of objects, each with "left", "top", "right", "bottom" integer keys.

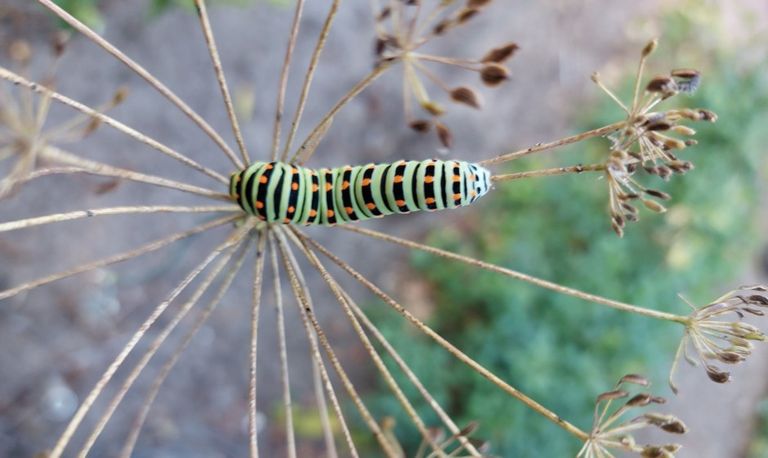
[
  {"left": 380, "top": 416, "right": 489, "bottom": 457},
  {"left": 0, "top": 37, "right": 127, "bottom": 199},
  {"left": 669, "top": 285, "right": 768, "bottom": 393},
  {"left": 591, "top": 39, "right": 716, "bottom": 236},
  {"left": 371, "top": 0, "right": 515, "bottom": 147},
  {"left": 578, "top": 374, "right": 685, "bottom": 458}
]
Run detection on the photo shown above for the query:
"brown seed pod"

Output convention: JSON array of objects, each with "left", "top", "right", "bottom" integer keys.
[
  {"left": 467, "top": 0, "right": 492, "bottom": 7},
  {"left": 450, "top": 86, "right": 482, "bottom": 109},
  {"left": 408, "top": 119, "right": 432, "bottom": 133},
  {"left": 52, "top": 31, "right": 71, "bottom": 57},
  {"left": 481, "top": 42, "right": 519, "bottom": 63},
  {"left": 435, "top": 122, "right": 453, "bottom": 149},
  {"left": 646, "top": 76, "right": 677, "bottom": 94},
  {"left": 480, "top": 63, "right": 509, "bottom": 86},
  {"left": 457, "top": 8, "right": 480, "bottom": 24}
]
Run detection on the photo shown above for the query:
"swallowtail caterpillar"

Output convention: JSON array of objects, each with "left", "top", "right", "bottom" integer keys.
[{"left": 230, "top": 159, "right": 492, "bottom": 226}]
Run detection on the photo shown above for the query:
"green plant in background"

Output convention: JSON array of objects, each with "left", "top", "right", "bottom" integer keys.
[
  {"left": 366, "top": 11, "right": 768, "bottom": 457},
  {"left": 54, "top": 0, "right": 105, "bottom": 30}
]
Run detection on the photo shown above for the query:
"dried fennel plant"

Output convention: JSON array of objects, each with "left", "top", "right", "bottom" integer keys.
[{"left": 0, "top": 1, "right": 764, "bottom": 457}]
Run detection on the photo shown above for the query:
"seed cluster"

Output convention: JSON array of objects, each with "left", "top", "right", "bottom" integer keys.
[
  {"left": 592, "top": 40, "right": 718, "bottom": 236},
  {"left": 371, "top": 0, "right": 516, "bottom": 147},
  {"left": 670, "top": 285, "right": 768, "bottom": 392},
  {"left": 578, "top": 374, "right": 686, "bottom": 458},
  {"left": 0, "top": 35, "right": 127, "bottom": 199}
]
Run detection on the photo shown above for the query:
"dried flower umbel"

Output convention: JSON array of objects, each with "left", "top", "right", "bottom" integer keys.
[
  {"left": 593, "top": 39, "right": 717, "bottom": 236},
  {"left": 669, "top": 285, "right": 768, "bottom": 393},
  {"left": 372, "top": 0, "right": 516, "bottom": 147},
  {"left": 0, "top": 36, "right": 127, "bottom": 199},
  {"left": 578, "top": 374, "right": 686, "bottom": 458}
]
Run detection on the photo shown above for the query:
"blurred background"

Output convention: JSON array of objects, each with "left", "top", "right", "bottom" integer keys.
[{"left": 1, "top": 0, "right": 767, "bottom": 456}]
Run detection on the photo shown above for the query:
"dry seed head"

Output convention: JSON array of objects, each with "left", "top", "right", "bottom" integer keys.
[
  {"left": 481, "top": 42, "right": 520, "bottom": 63},
  {"left": 480, "top": 63, "right": 510, "bottom": 86},
  {"left": 450, "top": 86, "right": 483, "bottom": 109},
  {"left": 670, "top": 286, "right": 768, "bottom": 393},
  {"left": 642, "top": 444, "right": 682, "bottom": 458},
  {"left": 457, "top": 7, "right": 480, "bottom": 24},
  {"left": 52, "top": 31, "right": 71, "bottom": 57},
  {"left": 371, "top": 0, "right": 513, "bottom": 146},
  {"left": 646, "top": 75, "right": 677, "bottom": 95},
  {"left": 579, "top": 374, "right": 685, "bottom": 458},
  {"left": 642, "top": 199, "right": 667, "bottom": 213},
  {"left": 642, "top": 38, "right": 659, "bottom": 57},
  {"left": 409, "top": 119, "right": 432, "bottom": 133},
  {"left": 112, "top": 86, "right": 129, "bottom": 105},
  {"left": 592, "top": 41, "right": 719, "bottom": 235},
  {"left": 0, "top": 48, "right": 130, "bottom": 199},
  {"left": 467, "top": 0, "right": 493, "bottom": 7},
  {"left": 671, "top": 69, "right": 702, "bottom": 94},
  {"left": 620, "top": 374, "right": 650, "bottom": 386},
  {"left": 435, "top": 122, "right": 454, "bottom": 149}
]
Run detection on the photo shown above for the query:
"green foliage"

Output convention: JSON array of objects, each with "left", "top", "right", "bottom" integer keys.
[
  {"left": 364, "top": 25, "right": 768, "bottom": 458},
  {"left": 54, "top": 0, "right": 105, "bottom": 30}
]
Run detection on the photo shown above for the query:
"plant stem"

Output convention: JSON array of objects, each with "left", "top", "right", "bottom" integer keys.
[
  {"left": 293, "top": 63, "right": 392, "bottom": 164},
  {"left": 479, "top": 122, "right": 624, "bottom": 167},
  {"left": 340, "top": 225, "right": 689, "bottom": 325},
  {"left": 492, "top": 163, "right": 605, "bottom": 182}
]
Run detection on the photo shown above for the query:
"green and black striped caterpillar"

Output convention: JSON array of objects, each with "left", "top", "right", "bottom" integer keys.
[{"left": 229, "top": 159, "right": 492, "bottom": 226}]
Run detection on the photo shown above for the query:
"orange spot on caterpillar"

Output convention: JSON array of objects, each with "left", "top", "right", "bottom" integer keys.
[
  {"left": 264, "top": 164, "right": 274, "bottom": 170},
  {"left": 309, "top": 209, "right": 318, "bottom": 217},
  {"left": 255, "top": 201, "right": 264, "bottom": 209},
  {"left": 312, "top": 184, "right": 319, "bottom": 192},
  {"left": 366, "top": 203, "right": 377, "bottom": 210},
  {"left": 396, "top": 199, "right": 406, "bottom": 206},
  {"left": 424, "top": 176, "right": 434, "bottom": 184},
  {"left": 259, "top": 176, "right": 268, "bottom": 184},
  {"left": 291, "top": 182, "right": 299, "bottom": 191},
  {"left": 362, "top": 178, "right": 372, "bottom": 186},
  {"left": 325, "top": 182, "right": 333, "bottom": 192},
  {"left": 288, "top": 206, "right": 295, "bottom": 213},
  {"left": 425, "top": 197, "right": 436, "bottom": 204},
  {"left": 341, "top": 181, "right": 350, "bottom": 190},
  {"left": 394, "top": 175, "right": 404, "bottom": 183},
  {"left": 453, "top": 175, "right": 461, "bottom": 182},
  {"left": 327, "top": 210, "right": 335, "bottom": 218},
  {"left": 284, "top": 218, "right": 291, "bottom": 223},
  {"left": 346, "top": 207, "right": 354, "bottom": 215},
  {"left": 453, "top": 193, "right": 462, "bottom": 201}
]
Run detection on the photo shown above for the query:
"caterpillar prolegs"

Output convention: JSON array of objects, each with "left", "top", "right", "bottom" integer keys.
[{"left": 229, "top": 159, "right": 492, "bottom": 226}]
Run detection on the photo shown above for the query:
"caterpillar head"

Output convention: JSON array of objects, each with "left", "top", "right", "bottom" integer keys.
[{"left": 469, "top": 164, "right": 492, "bottom": 202}]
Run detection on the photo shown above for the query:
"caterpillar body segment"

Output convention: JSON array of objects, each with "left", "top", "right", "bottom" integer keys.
[{"left": 230, "top": 160, "right": 492, "bottom": 226}]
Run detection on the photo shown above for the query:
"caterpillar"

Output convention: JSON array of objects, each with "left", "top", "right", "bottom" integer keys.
[{"left": 230, "top": 159, "right": 492, "bottom": 226}]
